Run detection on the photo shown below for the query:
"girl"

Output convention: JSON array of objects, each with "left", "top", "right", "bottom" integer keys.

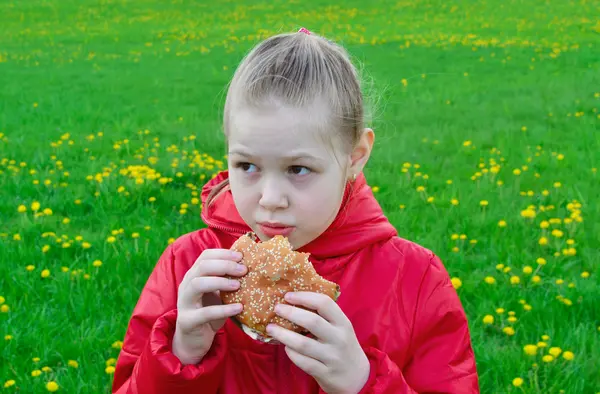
[{"left": 112, "top": 28, "right": 479, "bottom": 394}]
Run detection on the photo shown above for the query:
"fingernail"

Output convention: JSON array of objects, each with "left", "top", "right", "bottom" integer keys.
[
  {"left": 231, "top": 251, "right": 243, "bottom": 260},
  {"left": 284, "top": 292, "right": 294, "bottom": 301},
  {"left": 274, "top": 304, "right": 284, "bottom": 314},
  {"left": 229, "top": 280, "right": 240, "bottom": 288},
  {"left": 236, "top": 264, "right": 246, "bottom": 273},
  {"left": 232, "top": 304, "right": 243, "bottom": 312},
  {"left": 266, "top": 324, "right": 275, "bottom": 333}
]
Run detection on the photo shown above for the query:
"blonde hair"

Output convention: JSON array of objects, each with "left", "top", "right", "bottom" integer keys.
[{"left": 208, "top": 29, "right": 366, "bottom": 205}]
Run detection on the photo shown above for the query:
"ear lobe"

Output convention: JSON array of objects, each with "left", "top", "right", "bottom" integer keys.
[{"left": 350, "top": 128, "right": 375, "bottom": 173}]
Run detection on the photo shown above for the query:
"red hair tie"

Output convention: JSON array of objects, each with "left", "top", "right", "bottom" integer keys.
[{"left": 298, "top": 27, "right": 311, "bottom": 35}]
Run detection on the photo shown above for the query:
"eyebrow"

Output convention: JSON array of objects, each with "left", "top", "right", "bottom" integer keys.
[{"left": 228, "top": 149, "right": 322, "bottom": 162}]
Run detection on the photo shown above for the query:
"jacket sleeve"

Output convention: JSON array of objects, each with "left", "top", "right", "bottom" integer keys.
[
  {"left": 355, "top": 254, "right": 479, "bottom": 394},
  {"left": 112, "top": 243, "right": 228, "bottom": 394}
]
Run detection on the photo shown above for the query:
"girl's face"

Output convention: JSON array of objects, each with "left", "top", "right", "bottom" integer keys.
[{"left": 227, "top": 103, "right": 352, "bottom": 249}]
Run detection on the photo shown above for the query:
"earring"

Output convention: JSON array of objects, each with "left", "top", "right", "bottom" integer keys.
[{"left": 352, "top": 173, "right": 357, "bottom": 182}]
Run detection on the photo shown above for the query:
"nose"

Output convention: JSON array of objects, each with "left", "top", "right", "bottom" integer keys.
[{"left": 258, "top": 176, "right": 288, "bottom": 211}]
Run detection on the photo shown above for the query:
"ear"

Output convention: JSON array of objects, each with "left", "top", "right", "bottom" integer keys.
[{"left": 348, "top": 128, "right": 375, "bottom": 177}]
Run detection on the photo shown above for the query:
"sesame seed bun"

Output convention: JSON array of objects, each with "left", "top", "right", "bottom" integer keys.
[{"left": 220, "top": 232, "right": 341, "bottom": 344}]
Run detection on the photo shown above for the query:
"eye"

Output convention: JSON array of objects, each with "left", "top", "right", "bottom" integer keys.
[
  {"left": 288, "top": 166, "right": 311, "bottom": 176},
  {"left": 235, "top": 162, "right": 258, "bottom": 173}
]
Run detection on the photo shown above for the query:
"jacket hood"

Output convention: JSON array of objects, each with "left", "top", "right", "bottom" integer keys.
[{"left": 200, "top": 170, "right": 397, "bottom": 261}]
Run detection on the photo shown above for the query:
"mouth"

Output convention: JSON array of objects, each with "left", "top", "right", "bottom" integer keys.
[{"left": 257, "top": 222, "right": 296, "bottom": 237}]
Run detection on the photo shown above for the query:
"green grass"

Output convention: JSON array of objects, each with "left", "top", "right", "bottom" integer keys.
[{"left": 1, "top": 0, "right": 599, "bottom": 392}]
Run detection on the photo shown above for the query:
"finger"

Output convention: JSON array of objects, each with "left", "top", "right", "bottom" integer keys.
[
  {"left": 180, "top": 303, "right": 243, "bottom": 329},
  {"left": 196, "top": 259, "right": 248, "bottom": 277},
  {"left": 180, "top": 277, "right": 241, "bottom": 309},
  {"left": 273, "top": 304, "right": 337, "bottom": 343},
  {"left": 284, "top": 345, "right": 327, "bottom": 379},
  {"left": 188, "top": 249, "right": 244, "bottom": 277},
  {"left": 284, "top": 292, "right": 348, "bottom": 327},
  {"left": 266, "top": 324, "right": 331, "bottom": 364}
]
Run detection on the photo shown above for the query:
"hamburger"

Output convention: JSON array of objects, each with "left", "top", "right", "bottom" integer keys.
[{"left": 220, "top": 232, "right": 341, "bottom": 343}]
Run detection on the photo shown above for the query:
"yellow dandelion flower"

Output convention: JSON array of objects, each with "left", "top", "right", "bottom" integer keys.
[
  {"left": 496, "top": 308, "right": 505, "bottom": 314},
  {"left": 480, "top": 200, "right": 489, "bottom": 206},
  {"left": 26, "top": 265, "right": 35, "bottom": 271},
  {"left": 484, "top": 276, "right": 496, "bottom": 284},
  {"left": 512, "top": 377, "right": 523, "bottom": 387},
  {"left": 18, "top": 204, "right": 27, "bottom": 213},
  {"left": 451, "top": 198, "right": 459, "bottom": 205},
  {"left": 106, "top": 236, "right": 116, "bottom": 243},
  {"left": 523, "top": 344, "right": 538, "bottom": 356},
  {"left": 536, "top": 257, "right": 547, "bottom": 265},
  {"left": 523, "top": 304, "right": 532, "bottom": 311},
  {"left": 503, "top": 327, "right": 515, "bottom": 336},
  {"left": 46, "top": 381, "right": 59, "bottom": 392},
  {"left": 43, "top": 208, "right": 53, "bottom": 215},
  {"left": 522, "top": 266, "right": 533, "bottom": 275},
  {"left": 92, "top": 260, "right": 102, "bottom": 267},
  {"left": 4, "top": 380, "right": 16, "bottom": 388},
  {"left": 542, "top": 355, "right": 554, "bottom": 363},
  {"left": 451, "top": 277, "right": 462, "bottom": 289},
  {"left": 531, "top": 275, "right": 541, "bottom": 284},
  {"left": 562, "top": 351, "right": 574, "bottom": 360},
  {"left": 42, "top": 245, "right": 50, "bottom": 253},
  {"left": 581, "top": 271, "right": 590, "bottom": 278},
  {"left": 508, "top": 316, "right": 518, "bottom": 323},
  {"left": 498, "top": 220, "right": 507, "bottom": 227},
  {"left": 483, "top": 315, "right": 494, "bottom": 325},
  {"left": 541, "top": 335, "right": 550, "bottom": 341},
  {"left": 539, "top": 237, "right": 548, "bottom": 245},
  {"left": 105, "top": 366, "right": 116, "bottom": 374},
  {"left": 1, "top": 305, "right": 9, "bottom": 313},
  {"left": 510, "top": 276, "right": 520, "bottom": 285},
  {"left": 548, "top": 347, "right": 562, "bottom": 357},
  {"left": 41, "top": 269, "right": 50, "bottom": 278},
  {"left": 537, "top": 341, "right": 547, "bottom": 348},
  {"left": 31, "top": 369, "right": 42, "bottom": 377},
  {"left": 132, "top": 232, "right": 140, "bottom": 239},
  {"left": 67, "top": 360, "right": 79, "bottom": 368}
]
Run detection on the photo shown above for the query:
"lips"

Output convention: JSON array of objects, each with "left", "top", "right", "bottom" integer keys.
[{"left": 257, "top": 222, "right": 295, "bottom": 237}]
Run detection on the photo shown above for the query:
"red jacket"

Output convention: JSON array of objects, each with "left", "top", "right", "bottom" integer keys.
[{"left": 112, "top": 171, "right": 479, "bottom": 394}]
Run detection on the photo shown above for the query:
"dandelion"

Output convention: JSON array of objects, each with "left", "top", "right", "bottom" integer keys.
[
  {"left": 510, "top": 276, "right": 520, "bottom": 285},
  {"left": 531, "top": 275, "right": 541, "bottom": 284},
  {"left": 483, "top": 315, "right": 494, "bottom": 325},
  {"left": 540, "top": 220, "right": 550, "bottom": 229},
  {"left": 107, "top": 236, "right": 116, "bottom": 243},
  {"left": 536, "top": 257, "right": 547, "bottom": 265},
  {"left": 503, "top": 327, "right": 515, "bottom": 336},
  {"left": 451, "top": 198, "right": 459, "bottom": 205},
  {"left": 562, "top": 351, "right": 574, "bottom": 360},
  {"left": 551, "top": 229, "right": 563, "bottom": 238},
  {"left": 542, "top": 355, "right": 554, "bottom": 363},
  {"left": 41, "top": 269, "right": 50, "bottom": 278},
  {"left": 498, "top": 220, "right": 507, "bottom": 227},
  {"left": 93, "top": 260, "right": 102, "bottom": 267},
  {"left": 484, "top": 276, "right": 496, "bottom": 284},
  {"left": 105, "top": 366, "right": 116, "bottom": 374},
  {"left": 523, "top": 344, "right": 538, "bottom": 356},
  {"left": 581, "top": 271, "right": 590, "bottom": 278},
  {"left": 548, "top": 347, "right": 562, "bottom": 357},
  {"left": 46, "top": 381, "right": 59, "bottom": 392},
  {"left": 4, "top": 380, "right": 16, "bottom": 388},
  {"left": 512, "top": 377, "right": 523, "bottom": 387},
  {"left": 451, "top": 277, "right": 462, "bottom": 289},
  {"left": 523, "top": 266, "right": 533, "bottom": 275},
  {"left": 480, "top": 200, "right": 489, "bottom": 207},
  {"left": 31, "top": 370, "right": 42, "bottom": 377},
  {"left": 539, "top": 237, "right": 548, "bottom": 245},
  {"left": 18, "top": 204, "right": 27, "bottom": 213},
  {"left": 496, "top": 308, "right": 505, "bottom": 314},
  {"left": 68, "top": 360, "right": 79, "bottom": 368}
]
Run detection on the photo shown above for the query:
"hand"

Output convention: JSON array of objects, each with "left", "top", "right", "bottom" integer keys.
[
  {"left": 266, "top": 292, "right": 370, "bottom": 394},
  {"left": 172, "top": 249, "right": 248, "bottom": 365}
]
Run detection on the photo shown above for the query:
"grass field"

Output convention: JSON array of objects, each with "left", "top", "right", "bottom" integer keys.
[{"left": 1, "top": 0, "right": 599, "bottom": 392}]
